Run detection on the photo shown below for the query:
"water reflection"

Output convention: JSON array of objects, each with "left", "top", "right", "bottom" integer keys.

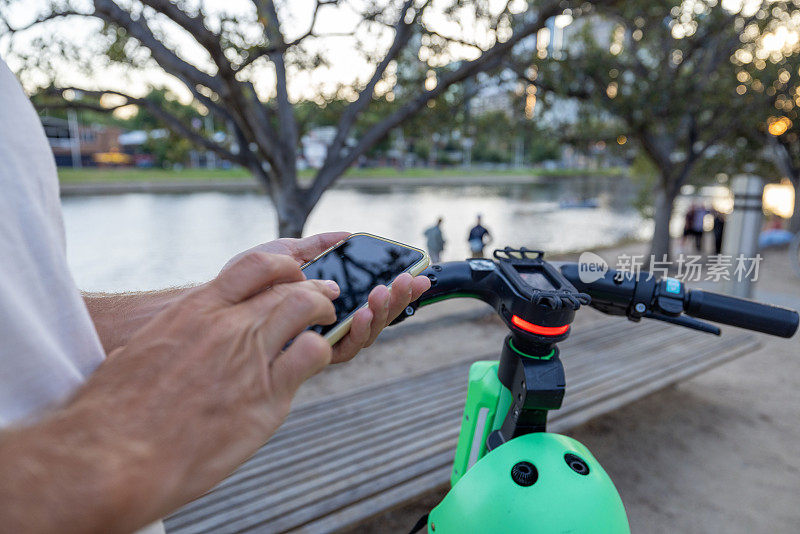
[{"left": 62, "top": 181, "right": 649, "bottom": 291}]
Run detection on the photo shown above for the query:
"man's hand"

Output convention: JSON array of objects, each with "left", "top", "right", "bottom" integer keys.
[
  {"left": 86, "top": 232, "right": 429, "bottom": 360},
  {"left": 1, "top": 252, "right": 340, "bottom": 533},
  {"left": 225, "top": 232, "right": 431, "bottom": 363}
]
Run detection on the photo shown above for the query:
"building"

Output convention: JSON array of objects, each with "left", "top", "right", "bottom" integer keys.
[
  {"left": 299, "top": 126, "right": 338, "bottom": 169},
  {"left": 40, "top": 116, "right": 130, "bottom": 167}
]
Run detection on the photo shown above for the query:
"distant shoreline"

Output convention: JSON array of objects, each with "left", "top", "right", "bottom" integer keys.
[{"left": 59, "top": 171, "right": 625, "bottom": 196}]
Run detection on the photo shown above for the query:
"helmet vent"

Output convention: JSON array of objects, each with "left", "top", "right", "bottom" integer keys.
[
  {"left": 564, "top": 453, "right": 590, "bottom": 475},
  {"left": 510, "top": 461, "right": 538, "bottom": 486}
]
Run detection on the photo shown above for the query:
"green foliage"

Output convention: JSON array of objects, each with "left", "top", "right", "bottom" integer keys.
[
  {"left": 101, "top": 23, "right": 132, "bottom": 64},
  {"left": 468, "top": 108, "right": 561, "bottom": 164}
]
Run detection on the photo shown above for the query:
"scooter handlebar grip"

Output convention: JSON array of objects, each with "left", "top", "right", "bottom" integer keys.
[{"left": 684, "top": 290, "right": 799, "bottom": 338}]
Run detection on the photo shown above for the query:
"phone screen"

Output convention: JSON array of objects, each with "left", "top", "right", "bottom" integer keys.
[{"left": 302, "top": 234, "right": 425, "bottom": 337}]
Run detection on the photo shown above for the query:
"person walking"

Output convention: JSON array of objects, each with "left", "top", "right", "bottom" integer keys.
[
  {"left": 681, "top": 205, "right": 695, "bottom": 253},
  {"left": 424, "top": 217, "right": 446, "bottom": 263},
  {"left": 712, "top": 209, "right": 726, "bottom": 255},
  {"left": 467, "top": 214, "right": 493, "bottom": 258},
  {"left": 689, "top": 202, "right": 707, "bottom": 253}
]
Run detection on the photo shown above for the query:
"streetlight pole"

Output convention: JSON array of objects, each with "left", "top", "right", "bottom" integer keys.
[
  {"left": 205, "top": 115, "right": 216, "bottom": 169},
  {"left": 722, "top": 174, "right": 763, "bottom": 298},
  {"left": 67, "top": 109, "right": 82, "bottom": 168}
]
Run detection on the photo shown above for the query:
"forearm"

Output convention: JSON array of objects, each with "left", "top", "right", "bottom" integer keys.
[
  {"left": 0, "top": 404, "right": 181, "bottom": 533},
  {"left": 83, "top": 287, "right": 196, "bottom": 353}
]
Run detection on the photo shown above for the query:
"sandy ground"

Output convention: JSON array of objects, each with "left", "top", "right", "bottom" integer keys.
[{"left": 293, "top": 243, "right": 800, "bottom": 534}]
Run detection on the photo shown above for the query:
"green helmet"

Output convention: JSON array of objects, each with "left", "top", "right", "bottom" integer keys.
[{"left": 428, "top": 433, "right": 630, "bottom": 533}]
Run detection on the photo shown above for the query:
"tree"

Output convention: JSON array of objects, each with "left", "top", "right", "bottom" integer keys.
[
  {"left": 1, "top": 0, "right": 603, "bottom": 237},
  {"left": 516, "top": 0, "right": 799, "bottom": 260},
  {"left": 737, "top": 37, "right": 800, "bottom": 232}
]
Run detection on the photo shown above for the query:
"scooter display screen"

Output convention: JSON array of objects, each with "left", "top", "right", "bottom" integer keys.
[
  {"left": 516, "top": 269, "right": 557, "bottom": 291},
  {"left": 302, "top": 234, "right": 425, "bottom": 336}
]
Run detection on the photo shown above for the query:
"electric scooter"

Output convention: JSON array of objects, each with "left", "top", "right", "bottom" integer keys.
[{"left": 391, "top": 248, "right": 799, "bottom": 533}]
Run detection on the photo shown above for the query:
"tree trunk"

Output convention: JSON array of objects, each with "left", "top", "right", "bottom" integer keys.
[
  {"left": 648, "top": 183, "right": 677, "bottom": 263},
  {"left": 252, "top": 165, "right": 310, "bottom": 238},
  {"left": 275, "top": 190, "right": 309, "bottom": 238},
  {"left": 769, "top": 137, "right": 800, "bottom": 233}
]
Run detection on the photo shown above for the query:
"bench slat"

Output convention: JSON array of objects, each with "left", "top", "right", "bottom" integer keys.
[
  {"left": 554, "top": 335, "right": 758, "bottom": 429},
  {"left": 174, "top": 404, "right": 463, "bottom": 525},
  {"left": 291, "top": 466, "right": 453, "bottom": 534},
  {"left": 194, "top": 449, "right": 455, "bottom": 533}
]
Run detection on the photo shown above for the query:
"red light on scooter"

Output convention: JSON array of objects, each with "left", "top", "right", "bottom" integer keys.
[{"left": 511, "top": 315, "right": 570, "bottom": 336}]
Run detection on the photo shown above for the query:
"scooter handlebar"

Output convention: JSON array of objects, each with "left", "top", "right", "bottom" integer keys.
[{"left": 401, "top": 258, "right": 799, "bottom": 340}]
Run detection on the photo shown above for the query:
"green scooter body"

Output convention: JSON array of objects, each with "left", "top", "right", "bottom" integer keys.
[
  {"left": 437, "top": 361, "right": 629, "bottom": 533},
  {"left": 450, "top": 361, "right": 509, "bottom": 486}
]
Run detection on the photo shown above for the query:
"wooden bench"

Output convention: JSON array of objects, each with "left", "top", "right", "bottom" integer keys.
[{"left": 165, "top": 317, "right": 759, "bottom": 534}]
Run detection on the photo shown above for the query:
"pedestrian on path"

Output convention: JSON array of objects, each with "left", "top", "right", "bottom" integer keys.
[{"left": 424, "top": 217, "right": 446, "bottom": 263}]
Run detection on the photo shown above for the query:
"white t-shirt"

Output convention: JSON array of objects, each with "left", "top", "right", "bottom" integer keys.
[
  {"left": 0, "top": 58, "right": 163, "bottom": 534},
  {"left": 0, "top": 58, "right": 105, "bottom": 425}
]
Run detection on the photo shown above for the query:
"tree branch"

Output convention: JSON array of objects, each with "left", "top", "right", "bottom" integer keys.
[
  {"left": 253, "top": 0, "right": 298, "bottom": 179},
  {"left": 92, "top": 0, "right": 224, "bottom": 95},
  {"left": 508, "top": 62, "right": 591, "bottom": 99},
  {"left": 138, "top": 0, "right": 231, "bottom": 75},
  {"left": 236, "top": 0, "right": 342, "bottom": 71},
  {"left": 2, "top": 9, "right": 88, "bottom": 33},
  {"left": 13, "top": 1, "right": 282, "bottom": 178},
  {"left": 771, "top": 135, "right": 800, "bottom": 183},
  {"left": 425, "top": 28, "right": 484, "bottom": 52},
  {"left": 38, "top": 100, "right": 130, "bottom": 113},
  {"left": 44, "top": 87, "right": 241, "bottom": 164},
  {"left": 319, "top": 0, "right": 422, "bottom": 177}
]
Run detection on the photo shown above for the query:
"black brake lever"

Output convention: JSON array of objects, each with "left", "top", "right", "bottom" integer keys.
[
  {"left": 389, "top": 298, "right": 421, "bottom": 326},
  {"left": 643, "top": 312, "right": 721, "bottom": 335}
]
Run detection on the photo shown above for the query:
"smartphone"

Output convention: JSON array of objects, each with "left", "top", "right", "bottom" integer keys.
[{"left": 301, "top": 233, "right": 430, "bottom": 345}]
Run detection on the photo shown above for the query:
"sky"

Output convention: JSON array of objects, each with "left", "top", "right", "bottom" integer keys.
[
  {"left": 0, "top": 0, "right": 527, "bottom": 104},
  {"left": 2, "top": 0, "right": 796, "bottom": 108}
]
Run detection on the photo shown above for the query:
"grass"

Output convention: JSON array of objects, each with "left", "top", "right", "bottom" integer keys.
[
  {"left": 57, "top": 165, "right": 625, "bottom": 184},
  {"left": 58, "top": 167, "right": 252, "bottom": 183}
]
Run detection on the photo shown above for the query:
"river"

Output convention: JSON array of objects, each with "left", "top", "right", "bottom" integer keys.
[{"left": 61, "top": 178, "right": 650, "bottom": 291}]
